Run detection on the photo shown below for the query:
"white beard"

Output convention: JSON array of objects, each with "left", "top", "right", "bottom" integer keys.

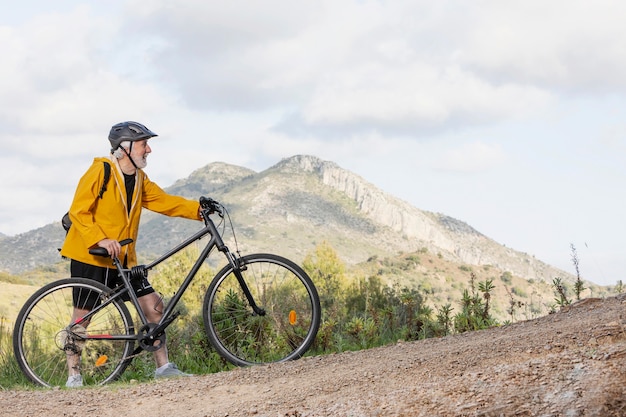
[{"left": 133, "top": 155, "right": 148, "bottom": 169}]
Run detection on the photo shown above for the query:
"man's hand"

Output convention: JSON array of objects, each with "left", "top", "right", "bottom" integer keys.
[{"left": 97, "top": 238, "right": 122, "bottom": 258}]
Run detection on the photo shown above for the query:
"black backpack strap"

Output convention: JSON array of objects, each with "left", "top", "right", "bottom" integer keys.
[
  {"left": 98, "top": 161, "right": 111, "bottom": 199},
  {"left": 62, "top": 161, "right": 112, "bottom": 240}
]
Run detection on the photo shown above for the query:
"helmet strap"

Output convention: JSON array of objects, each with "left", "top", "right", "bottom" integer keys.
[{"left": 121, "top": 142, "right": 140, "bottom": 171}]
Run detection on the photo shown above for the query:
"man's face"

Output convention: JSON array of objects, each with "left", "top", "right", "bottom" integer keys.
[{"left": 129, "top": 139, "right": 151, "bottom": 169}]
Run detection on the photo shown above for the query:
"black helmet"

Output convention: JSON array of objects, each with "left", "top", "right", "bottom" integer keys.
[{"left": 108, "top": 121, "right": 158, "bottom": 151}]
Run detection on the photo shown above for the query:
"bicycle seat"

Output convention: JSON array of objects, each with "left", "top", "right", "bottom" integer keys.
[{"left": 89, "top": 238, "right": 134, "bottom": 258}]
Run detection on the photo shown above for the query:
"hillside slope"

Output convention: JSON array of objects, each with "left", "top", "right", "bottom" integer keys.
[
  {"left": 3, "top": 295, "right": 625, "bottom": 416},
  {"left": 0, "top": 155, "right": 573, "bottom": 286},
  {"left": 139, "top": 155, "right": 572, "bottom": 282}
]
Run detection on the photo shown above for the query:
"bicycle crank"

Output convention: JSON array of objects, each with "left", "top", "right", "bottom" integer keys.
[{"left": 138, "top": 323, "right": 166, "bottom": 352}]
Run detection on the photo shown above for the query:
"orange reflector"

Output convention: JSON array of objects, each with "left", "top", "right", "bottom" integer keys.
[
  {"left": 289, "top": 310, "right": 297, "bottom": 325},
  {"left": 95, "top": 355, "right": 108, "bottom": 367}
]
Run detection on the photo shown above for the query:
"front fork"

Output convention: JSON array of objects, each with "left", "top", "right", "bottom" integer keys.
[{"left": 225, "top": 251, "right": 266, "bottom": 317}]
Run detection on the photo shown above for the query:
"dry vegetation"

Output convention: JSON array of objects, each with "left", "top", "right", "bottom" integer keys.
[{"left": 350, "top": 248, "right": 613, "bottom": 324}]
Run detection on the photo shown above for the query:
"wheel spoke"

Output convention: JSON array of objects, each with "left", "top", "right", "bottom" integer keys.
[
  {"left": 13, "top": 279, "right": 135, "bottom": 387},
  {"left": 204, "top": 254, "right": 320, "bottom": 366}
]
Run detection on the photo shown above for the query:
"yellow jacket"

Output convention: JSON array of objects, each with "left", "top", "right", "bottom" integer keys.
[{"left": 60, "top": 156, "right": 200, "bottom": 268}]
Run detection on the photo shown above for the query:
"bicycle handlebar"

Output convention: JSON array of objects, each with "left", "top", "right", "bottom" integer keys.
[
  {"left": 88, "top": 196, "right": 221, "bottom": 259},
  {"left": 199, "top": 196, "right": 223, "bottom": 216}
]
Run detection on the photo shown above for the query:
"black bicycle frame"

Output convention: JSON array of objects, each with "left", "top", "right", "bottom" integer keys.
[{"left": 76, "top": 213, "right": 261, "bottom": 346}]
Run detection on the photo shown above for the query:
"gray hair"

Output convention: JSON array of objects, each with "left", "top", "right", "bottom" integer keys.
[{"left": 112, "top": 141, "right": 131, "bottom": 159}]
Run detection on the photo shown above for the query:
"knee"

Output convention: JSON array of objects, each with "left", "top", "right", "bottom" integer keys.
[{"left": 141, "top": 293, "right": 165, "bottom": 321}]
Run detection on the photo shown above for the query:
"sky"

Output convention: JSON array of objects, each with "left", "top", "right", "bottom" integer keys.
[{"left": 1, "top": 1, "right": 625, "bottom": 286}]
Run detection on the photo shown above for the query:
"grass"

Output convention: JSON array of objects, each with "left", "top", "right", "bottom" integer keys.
[
  {"left": 0, "top": 317, "right": 31, "bottom": 389},
  {"left": 0, "top": 310, "right": 235, "bottom": 390},
  {"left": 0, "top": 282, "right": 38, "bottom": 325}
]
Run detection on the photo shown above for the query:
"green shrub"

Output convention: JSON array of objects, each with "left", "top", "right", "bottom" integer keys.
[
  {"left": 0, "top": 242, "right": 570, "bottom": 388},
  {"left": 511, "top": 287, "right": 527, "bottom": 298},
  {"left": 500, "top": 271, "right": 513, "bottom": 284}
]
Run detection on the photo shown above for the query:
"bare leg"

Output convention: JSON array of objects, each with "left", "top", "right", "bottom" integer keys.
[
  {"left": 138, "top": 292, "right": 169, "bottom": 368},
  {"left": 66, "top": 308, "right": 90, "bottom": 377}
]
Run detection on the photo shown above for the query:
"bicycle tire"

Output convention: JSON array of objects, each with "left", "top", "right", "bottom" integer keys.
[
  {"left": 13, "top": 278, "right": 135, "bottom": 387},
  {"left": 203, "top": 253, "right": 321, "bottom": 366}
]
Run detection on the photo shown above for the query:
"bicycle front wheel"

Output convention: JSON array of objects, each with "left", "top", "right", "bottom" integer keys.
[
  {"left": 13, "top": 278, "right": 135, "bottom": 387},
  {"left": 203, "top": 254, "right": 321, "bottom": 366}
]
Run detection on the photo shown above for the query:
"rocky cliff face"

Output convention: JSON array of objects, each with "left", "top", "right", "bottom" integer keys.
[{"left": 277, "top": 155, "right": 570, "bottom": 282}]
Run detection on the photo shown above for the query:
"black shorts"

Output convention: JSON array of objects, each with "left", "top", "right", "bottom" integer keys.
[{"left": 71, "top": 259, "right": 155, "bottom": 309}]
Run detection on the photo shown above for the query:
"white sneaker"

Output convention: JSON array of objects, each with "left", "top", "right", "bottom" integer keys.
[
  {"left": 66, "top": 374, "right": 83, "bottom": 388},
  {"left": 155, "top": 363, "right": 192, "bottom": 379}
]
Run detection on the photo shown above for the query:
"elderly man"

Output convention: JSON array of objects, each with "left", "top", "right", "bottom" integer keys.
[{"left": 60, "top": 121, "right": 201, "bottom": 387}]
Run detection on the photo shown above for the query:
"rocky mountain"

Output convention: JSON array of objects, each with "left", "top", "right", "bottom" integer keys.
[
  {"left": 0, "top": 223, "right": 65, "bottom": 275},
  {"left": 0, "top": 155, "right": 571, "bottom": 284}
]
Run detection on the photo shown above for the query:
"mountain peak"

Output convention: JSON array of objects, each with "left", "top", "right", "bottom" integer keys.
[
  {"left": 272, "top": 155, "right": 336, "bottom": 174},
  {"left": 166, "top": 162, "right": 256, "bottom": 197}
]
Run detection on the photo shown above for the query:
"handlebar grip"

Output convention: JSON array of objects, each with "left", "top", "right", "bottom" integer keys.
[
  {"left": 199, "top": 196, "right": 215, "bottom": 208},
  {"left": 199, "top": 196, "right": 223, "bottom": 215},
  {"left": 119, "top": 238, "right": 133, "bottom": 246}
]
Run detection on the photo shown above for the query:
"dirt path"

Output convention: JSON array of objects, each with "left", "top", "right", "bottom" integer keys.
[{"left": 2, "top": 295, "right": 625, "bottom": 417}]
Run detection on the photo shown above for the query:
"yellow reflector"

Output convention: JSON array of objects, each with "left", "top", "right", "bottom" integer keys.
[
  {"left": 95, "top": 355, "right": 108, "bottom": 367},
  {"left": 289, "top": 310, "right": 297, "bottom": 325}
]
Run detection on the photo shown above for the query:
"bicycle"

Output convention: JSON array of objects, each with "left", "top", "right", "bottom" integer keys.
[{"left": 13, "top": 197, "right": 321, "bottom": 388}]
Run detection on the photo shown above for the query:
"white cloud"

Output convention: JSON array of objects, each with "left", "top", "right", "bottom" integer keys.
[
  {"left": 301, "top": 64, "right": 553, "bottom": 134},
  {"left": 456, "top": 1, "right": 626, "bottom": 92},
  {"left": 116, "top": 0, "right": 569, "bottom": 138},
  {"left": 434, "top": 141, "right": 507, "bottom": 173},
  {"left": 0, "top": 5, "right": 183, "bottom": 162}
]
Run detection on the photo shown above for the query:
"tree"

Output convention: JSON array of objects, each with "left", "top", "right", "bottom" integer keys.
[
  {"left": 302, "top": 241, "right": 346, "bottom": 313},
  {"left": 478, "top": 279, "right": 495, "bottom": 321}
]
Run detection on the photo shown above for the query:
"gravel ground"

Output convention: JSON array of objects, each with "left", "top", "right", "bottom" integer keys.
[{"left": 2, "top": 295, "right": 625, "bottom": 417}]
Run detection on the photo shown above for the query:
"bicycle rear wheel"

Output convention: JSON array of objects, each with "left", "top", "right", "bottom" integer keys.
[
  {"left": 13, "top": 278, "right": 135, "bottom": 387},
  {"left": 203, "top": 253, "right": 321, "bottom": 366}
]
